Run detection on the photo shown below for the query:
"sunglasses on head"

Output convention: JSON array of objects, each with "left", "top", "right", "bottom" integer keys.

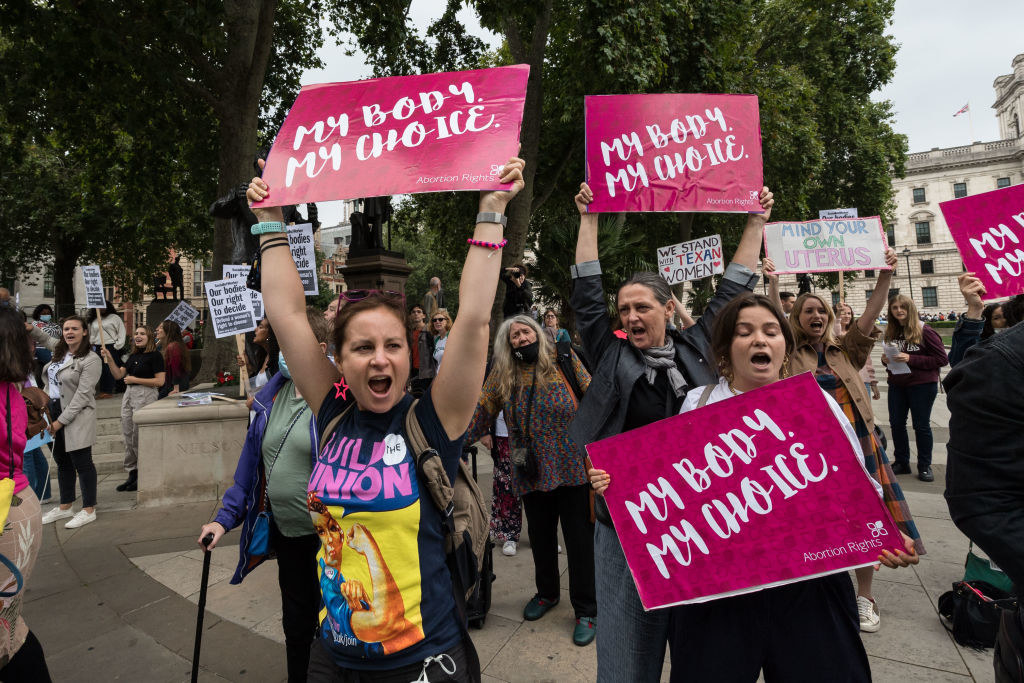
[{"left": 338, "top": 289, "right": 405, "bottom": 303}]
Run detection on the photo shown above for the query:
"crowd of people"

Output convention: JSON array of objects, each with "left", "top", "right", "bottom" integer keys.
[{"left": 1, "top": 160, "right": 1021, "bottom": 682}]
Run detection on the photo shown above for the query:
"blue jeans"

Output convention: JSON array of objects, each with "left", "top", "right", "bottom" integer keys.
[
  {"left": 887, "top": 382, "right": 939, "bottom": 470},
  {"left": 594, "top": 522, "right": 669, "bottom": 682},
  {"left": 22, "top": 448, "right": 51, "bottom": 501}
]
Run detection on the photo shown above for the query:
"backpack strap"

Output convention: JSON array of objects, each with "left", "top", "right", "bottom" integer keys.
[
  {"left": 317, "top": 402, "right": 355, "bottom": 454},
  {"left": 696, "top": 383, "right": 716, "bottom": 408}
]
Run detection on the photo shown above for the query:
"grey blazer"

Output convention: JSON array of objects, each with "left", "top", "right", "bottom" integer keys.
[{"left": 32, "top": 327, "right": 101, "bottom": 451}]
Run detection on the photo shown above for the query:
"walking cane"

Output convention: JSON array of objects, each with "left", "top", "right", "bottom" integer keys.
[{"left": 191, "top": 533, "right": 215, "bottom": 683}]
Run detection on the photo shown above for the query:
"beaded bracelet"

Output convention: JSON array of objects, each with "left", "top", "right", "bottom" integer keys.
[{"left": 467, "top": 238, "right": 508, "bottom": 258}]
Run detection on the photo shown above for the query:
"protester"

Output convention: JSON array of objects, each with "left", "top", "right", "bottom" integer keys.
[
  {"left": 882, "top": 294, "right": 949, "bottom": 482},
  {"left": 413, "top": 307, "right": 438, "bottom": 398},
  {"left": 501, "top": 264, "right": 533, "bottom": 318},
  {"left": 239, "top": 317, "right": 278, "bottom": 394},
  {"left": 944, "top": 302, "right": 1024, "bottom": 680},
  {"left": 0, "top": 288, "right": 10, "bottom": 307},
  {"left": 156, "top": 320, "right": 191, "bottom": 398},
  {"left": 87, "top": 300, "right": 127, "bottom": 398},
  {"left": 541, "top": 308, "right": 571, "bottom": 344},
  {"left": 474, "top": 408, "right": 520, "bottom": 556},
  {"left": 0, "top": 308, "right": 52, "bottom": 681},
  {"left": 836, "top": 301, "right": 880, "bottom": 399},
  {"left": 199, "top": 308, "right": 331, "bottom": 682},
  {"left": 101, "top": 326, "right": 165, "bottom": 492},
  {"left": 466, "top": 314, "right": 596, "bottom": 646},
  {"left": 950, "top": 272, "right": 1018, "bottom": 367},
  {"left": 422, "top": 276, "right": 444, "bottom": 320},
  {"left": 324, "top": 298, "right": 339, "bottom": 325},
  {"left": 779, "top": 291, "right": 796, "bottom": 316},
  {"left": 569, "top": 180, "right": 773, "bottom": 681},
  {"left": 430, "top": 308, "right": 453, "bottom": 368},
  {"left": 30, "top": 305, "right": 59, "bottom": 372},
  {"left": 591, "top": 293, "right": 917, "bottom": 682},
  {"left": 31, "top": 316, "right": 100, "bottom": 529},
  {"left": 246, "top": 155, "right": 524, "bottom": 680},
  {"left": 407, "top": 304, "right": 426, "bottom": 381}
]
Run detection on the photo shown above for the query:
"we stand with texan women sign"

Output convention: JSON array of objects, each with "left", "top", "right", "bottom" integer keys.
[
  {"left": 584, "top": 93, "right": 763, "bottom": 213},
  {"left": 940, "top": 182, "right": 1024, "bottom": 299},
  {"left": 657, "top": 235, "right": 725, "bottom": 284},
  {"left": 763, "top": 217, "right": 891, "bottom": 274},
  {"left": 585, "top": 373, "right": 903, "bottom": 609},
  {"left": 251, "top": 65, "right": 529, "bottom": 207}
]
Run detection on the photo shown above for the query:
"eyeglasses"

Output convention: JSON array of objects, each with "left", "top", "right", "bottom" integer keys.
[
  {"left": 431, "top": 317, "right": 447, "bottom": 323},
  {"left": 339, "top": 289, "right": 404, "bottom": 303}
]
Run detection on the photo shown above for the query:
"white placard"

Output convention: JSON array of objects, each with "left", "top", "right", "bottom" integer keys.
[
  {"left": 81, "top": 265, "right": 106, "bottom": 308},
  {"left": 882, "top": 342, "right": 911, "bottom": 375},
  {"left": 287, "top": 223, "right": 319, "bottom": 296},
  {"left": 763, "top": 217, "right": 891, "bottom": 275},
  {"left": 164, "top": 300, "right": 200, "bottom": 330},
  {"left": 204, "top": 278, "right": 258, "bottom": 338},
  {"left": 656, "top": 234, "right": 725, "bottom": 285},
  {"left": 818, "top": 208, "right": 858, "bottom": 220},
  {"left": 222, "top": 265, "right": 264, "bottom": 320}
]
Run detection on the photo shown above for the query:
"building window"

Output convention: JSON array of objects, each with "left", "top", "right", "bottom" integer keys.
[
  {"left": 865, "top": 288, "right": 874, "bottom": 300},
  {"left": 915, "top": 221, "right": 931, "bottom": 245},
  {"left": 912, "top": 187, "right": 926, "bottom": 203},
  {"left": 922, "top": 286, "right": 938, "bottom": 308},
  {"left": 920, "top": 259, "right": 934, "bottom": 274},
  {"left": 43, "top": 266, "right": 54, "bottom": 298},
  {"left": 886, "top": 224, "right": 895, "bottom": 246},
  {"left": 997, "top": 177, "right": 1011, "bottom": 189},
  {"left": 831, "top": 292, "right": 840, "bottom": 307},
  {"left": 864, "top": 270, "right": 875, "bottom": 278},
  {"left": 888, "top": 288, "right": 900, "bottom": 300},
  {"left": 953, "top": 182, "right": 967, "bottom": 198}
]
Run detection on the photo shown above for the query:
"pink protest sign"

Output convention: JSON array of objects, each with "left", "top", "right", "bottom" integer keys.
[
  {"left": 252, "top": 65, "right": 529, "bottom": 207},
  {"left": 585, "top": 373, "right": 903, "bottom": 609},
  {"left": 940, "top": 183, "right": 1024, "bottom": 299},
  {"left": 584, "top": 94, "right": 763, "bottom": 213}
]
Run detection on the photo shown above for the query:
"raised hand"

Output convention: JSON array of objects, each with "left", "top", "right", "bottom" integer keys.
[
  {"left": 480, "top": 157, "right": 526, "bottom": 213},
  {"left": 574, "top": 182, "right": 595, "bottom": 216},
  {"left": 245, "top": 159, "right": 285, "bottom": 223}
]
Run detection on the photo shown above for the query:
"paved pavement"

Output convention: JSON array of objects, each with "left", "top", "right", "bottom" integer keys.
[{"left": 22, "top": 349, "right": 1002, "bottom": 681}]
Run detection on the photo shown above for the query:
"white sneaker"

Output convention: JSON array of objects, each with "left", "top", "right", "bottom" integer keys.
[
  {"left": 65, "top": 509, "right": 96, "bottom": 529},
  {"left": 502, "top": 541, "right": 517, "bottom": 556},
  {"left": 857, "top": 596, "right": 880, "bottom": 632},
  {"left": 41, "top": 507, "right": 74, "bottom": 525}
]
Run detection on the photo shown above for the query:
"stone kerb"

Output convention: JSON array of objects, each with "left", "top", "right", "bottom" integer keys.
[{"left": 132, "top": 394, "right": 248, "bottom": 507}]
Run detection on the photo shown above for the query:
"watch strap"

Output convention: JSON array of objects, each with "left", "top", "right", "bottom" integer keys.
[{"left": 475, "top": 212, "right": 507, "bottom": 227}]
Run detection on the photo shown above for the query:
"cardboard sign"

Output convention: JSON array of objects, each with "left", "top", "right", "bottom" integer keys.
[
  {"left": 657, "top": 235, "right": 724, "bottom": 284},
  {"left": 584, "top": 94, "right": 763, "bottom": 213},
  {"left": 819, "top": 208, "right": 858, "bottom": 220},
  {"left": 940, "top": 183, "right": 1024, "bottom": 299},
  {"left": 81, "top": 265, "right": 106, "bottom": 308},
  {"left": 164, "top": 300, "right": 200, "bottom": 330},
  {"left": 585, "top": 373, "right": 903, "bottom": 609},
  {"left": 763, "top": 217, "right": 890, "bottom": 275},
  {"left": 204, "top": 278, "right": 257, "bottom": 339},
  {"left": 287, "top": 223, "right": 319, "bottom": 296},
  {"left": 222, "top": 265, "right": 264, "bottom": 320},
  {"left": 251, "top": 65, "right": 529, "bottom": 207}
]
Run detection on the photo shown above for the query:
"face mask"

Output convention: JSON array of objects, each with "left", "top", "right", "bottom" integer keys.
[
  {"left": 278, "top": 351, "right": 291, "bottom": 379},
  {"left": 40, "top": 315, "right": 51, "bottom": 322},
  {"left": 513, "top": 340, "right": 540, "bottom": 364},
  {"left": 994, "top": 327, "right": 1005, "bottom": 334}
]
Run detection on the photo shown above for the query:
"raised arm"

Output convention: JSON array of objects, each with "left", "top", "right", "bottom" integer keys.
[
  {"left": 857, "top": 248, "right": 898, "bottom": 336},
  {"left": 731, "top": 187, "right": 773, "bottom": 271},
  {"left": 246, "top": 162, "right": 338, "bottom": 415},
  {"left": 432, "top": 158, "right": 525, "bottom": 440},
  {"left": 761, "top": 257, "right": 782, "bottom": 311},
  {"left": 574, "top": 183, "right": 599, "bottom": 264},
  {"left": 570, "top": 183, "right": 613, "bottom": 365}
]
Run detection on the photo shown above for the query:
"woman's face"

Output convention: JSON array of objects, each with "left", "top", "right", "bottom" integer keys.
[
  {"left": 431, "top": 313, "right": 449, "bottom": 336},
  {"left": 508, "top": 322, "right": 538, "bottom": 349},
  {"left": 992, "top": 305, "right": 1006, "bottom": 329},
  {"left": 797, "top": 298, "right": 829, "bottom": 342},
  {"left": 339, "top": 308, "right": 410, "bottom": 413},
  {"left": 38, "top": 307, "right": 52, "bottom": 320},
  {"left": 63, "top": 319, "right": 85, "bottom": 349},
  {"left": 325, "top": 299, "right": 339, "bottom": 323},
  {"left": 729, "top": 305, "right": 788, "bottom": 391},
  {"left": 313, "top": 512, "right": 344, "bottom": 566},
  {"left": 156, "top": 324, "right": 166, "bottom": 343},
  {"left": 133, "top": 327, "right": 150, "bottom": 349},
  {"left": 837, "top": 304, "right": 853, "bottom": 328},
  {"left": 617, "top": 284, "right": 672, "bottom": 350},
  {"left": 889, "top": 300, "right": 909, "bottom": 323},
  {"left": 543, "top": 311, "right": 558, "bottom": 328},
  {"left": 254, "top": 318, "right": 270, "bottom": 344}
]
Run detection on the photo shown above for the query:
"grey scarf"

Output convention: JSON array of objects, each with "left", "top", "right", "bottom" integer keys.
[{"left": 641, "top": 342, "right": 687, "bottom": 397}]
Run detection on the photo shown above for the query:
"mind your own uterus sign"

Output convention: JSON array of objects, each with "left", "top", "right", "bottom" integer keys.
[
  {"left": 763, "top": 217, "right": 891, "bottom": 275},
  {"left": 585, "top": 373, "right": 903, "bottom": 609},
  {"left": 252, "top": 65, "right": 529, "bottom": 207},
  {"left": 584, "top": 94, "right": 763, "bottom": 213}
]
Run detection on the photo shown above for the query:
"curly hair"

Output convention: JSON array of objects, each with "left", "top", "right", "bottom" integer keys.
[{"left": 489, "top": 315, "right": 557, "bottom": 400}]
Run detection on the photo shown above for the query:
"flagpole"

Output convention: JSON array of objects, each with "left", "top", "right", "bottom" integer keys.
[{"left": 968, "top": 104, "right": 975, "bottom": 143}]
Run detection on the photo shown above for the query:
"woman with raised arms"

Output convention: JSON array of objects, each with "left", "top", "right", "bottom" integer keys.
[
  {"left": 572, "top": 180, "right": 773, "bottom": 682},
  {"left": 245, "top": 156, "right": 524, "bottom": 682}
]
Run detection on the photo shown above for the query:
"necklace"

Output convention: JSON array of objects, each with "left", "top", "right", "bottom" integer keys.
[{"left": 727, "top": 382, "right": 741, "bottom": 396}]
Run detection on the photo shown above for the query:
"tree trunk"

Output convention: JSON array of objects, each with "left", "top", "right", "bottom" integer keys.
[{"left": 53, "top": 237, "right": 82, "bottom": 319}]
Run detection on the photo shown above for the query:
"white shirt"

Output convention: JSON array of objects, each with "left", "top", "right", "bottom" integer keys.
[
  {"left": 433, "top": 335, "right": 448, "bottom": 367},
  {"left": 495, "top": 410, "right": 509, "bottom": 438},
  {"left": 47, "top": 353, "right": 72, "bottom": 400},
  {"left": 679, "top": 378, "right": 884, "bottom": 499}
]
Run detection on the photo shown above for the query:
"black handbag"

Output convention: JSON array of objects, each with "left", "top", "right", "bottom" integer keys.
[{"left": 939, "top": 580, "right": 1018, "bottom": 649}]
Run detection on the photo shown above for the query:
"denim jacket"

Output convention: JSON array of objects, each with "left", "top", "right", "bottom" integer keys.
[{"left": 214, "top": 371, "right": 317, "bottom": 584}]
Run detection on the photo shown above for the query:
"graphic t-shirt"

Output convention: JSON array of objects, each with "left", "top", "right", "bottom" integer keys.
[{"left": 310, "top": 387, "right": 463, "bottom": 670}]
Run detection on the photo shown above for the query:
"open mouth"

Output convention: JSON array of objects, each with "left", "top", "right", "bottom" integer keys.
[
  {"left": 368, "top": 376, "right": 392, "bottom": 396},
  {"left": 808, "top": 320, "right": 824, "bottom": 332},
  {"left": 750, "top": 352, "right": 773, "bottom": 370},
  {"left": 629, "top": 326, "right": 645, "bottom": 339}
]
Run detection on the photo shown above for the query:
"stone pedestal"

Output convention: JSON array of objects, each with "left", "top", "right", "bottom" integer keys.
[
  {"left": 133, "top": 393, "right": 248, "bottom": 506},
  {"left": 340, "top": 250, "right": 414, "bottom": 295}
]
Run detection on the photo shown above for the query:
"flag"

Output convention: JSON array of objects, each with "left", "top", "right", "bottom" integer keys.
[{"left": 953, "top": 103, "right": 970, "bottom": 117}]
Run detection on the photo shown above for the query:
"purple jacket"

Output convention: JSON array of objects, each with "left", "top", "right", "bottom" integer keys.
[
  {"left": 886, "top": 324, "right": 949, "bottom": 387},
  {"left": 214, "top": 372, "right": 318, "bottom": 584}
]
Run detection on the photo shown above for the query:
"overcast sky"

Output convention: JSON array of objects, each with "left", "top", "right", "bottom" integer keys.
[{"left": 300, "top": 1, "right": 1024, "bottom": 226}]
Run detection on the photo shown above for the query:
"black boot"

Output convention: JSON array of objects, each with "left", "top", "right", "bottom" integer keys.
[{"left": 116, "top": 470, "right": 138, "bottom": 492}]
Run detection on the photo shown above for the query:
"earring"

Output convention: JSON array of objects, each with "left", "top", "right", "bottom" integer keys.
[{"left": 781, "top": 354, "right": 791, "bottom": 378}]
